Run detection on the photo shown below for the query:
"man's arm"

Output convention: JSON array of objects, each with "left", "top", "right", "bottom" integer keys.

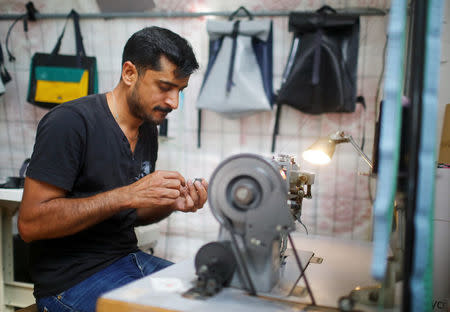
[
  {"left": 134, "top": 205, "right": 174, "bottom": 226},
  {"left": 18, "top": 170, "right": 184, "bottom": 242}
]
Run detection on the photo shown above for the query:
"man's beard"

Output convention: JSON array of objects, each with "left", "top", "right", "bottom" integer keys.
[{"left": 127, "top": 83, "right": 172, "bottom": 124}]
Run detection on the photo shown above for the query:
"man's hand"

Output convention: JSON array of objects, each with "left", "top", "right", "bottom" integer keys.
[
  {"left": 133, "top": 174, "right": 208, "bottom": 225},
  {"left": 126, "top": 170, "right": 186, "bottom": 209},
  {"left": 172, "top": 179, "right": 208, "bottom": 213}
]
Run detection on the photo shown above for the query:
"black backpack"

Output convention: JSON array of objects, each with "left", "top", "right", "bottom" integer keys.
[{"left": 271, "top": 6, "right": 362, "bottom": 152}]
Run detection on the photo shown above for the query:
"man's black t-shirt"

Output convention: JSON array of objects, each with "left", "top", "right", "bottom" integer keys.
[{"left": 26, "top": 93, "right": 158, "bottom": 298}]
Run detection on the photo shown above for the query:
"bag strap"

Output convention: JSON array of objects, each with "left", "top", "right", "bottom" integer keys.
[
  {"left": 271, "top": 103, "right": 282, "bottom": 152},
  {"left": 229, "top": 6, "right": 253, "bottom": 21},
  {"left": 356, "top": 95, "right": 366, "bottom": 150},
  {"left": 225, "top": 6, "right": 252, "bottom": 94},
  {"left": 197, "top": 109, "right": 202, "bottom": 148},
  {"left": 310, "top": 5, "right": 337, "bottom": 85},
  {"left": 311, "top": 28, "right": 323, "bottom": 85},
  {"left": 51, "top": 17, "right": 70, "bottom": 55},
  {"left": 316, "top": 5, "right": 337, "bottom": 14},
  {"left": 51, "top": 10, "right": 86, "bottom": 64},
  {"left": 71, "top": 10, "right": 86, "bottom": 57},
  {"left": 226, "top": 20, "right": 240, "bottom": 94}
]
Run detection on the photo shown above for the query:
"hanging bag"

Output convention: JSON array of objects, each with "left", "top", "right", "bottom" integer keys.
[
  {"left": 271, "top": 6, "right": 363, "bottom": 152},
  {"left": 27, "top": 9, "right": 98, "bottom": 109},
  {"left": 196, "top": 7, "right": 274, "bottom": 147},
  {"left": 277, "top": 6, "right": 360, "bottom": 114}
]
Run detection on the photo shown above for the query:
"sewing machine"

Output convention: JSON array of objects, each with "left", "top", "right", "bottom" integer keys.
[
  {"left": 97, "top": 153, "right": 383, "bottom": 311},
  {"left": 187, "top": 153, "right": 315, "bottom": 297}
]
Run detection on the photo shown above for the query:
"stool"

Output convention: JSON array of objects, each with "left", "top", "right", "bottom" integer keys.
[{"left": 17, "top": 303, "right": 37, "bottom": 312}]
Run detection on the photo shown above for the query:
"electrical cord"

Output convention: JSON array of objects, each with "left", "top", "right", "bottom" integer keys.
[{"left": 298, "top": 219, "right": 309, "bottom": 235}]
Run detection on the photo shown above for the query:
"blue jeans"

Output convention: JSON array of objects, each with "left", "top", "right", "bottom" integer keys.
[{"left": 36, "top": 251, "right": 172, "bottom": 312}]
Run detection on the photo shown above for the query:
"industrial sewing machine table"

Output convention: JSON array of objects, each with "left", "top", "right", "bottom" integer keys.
[{"left": 97, "top": 234, "right": 383, "bottom": 312}]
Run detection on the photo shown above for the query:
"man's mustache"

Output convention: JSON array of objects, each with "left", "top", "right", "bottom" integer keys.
[{"left": 154, "top": 106, "right": 172, "bottom": 113}]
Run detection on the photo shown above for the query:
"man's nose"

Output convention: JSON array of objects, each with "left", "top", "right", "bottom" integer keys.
[{"left": 165, "top": 90, "right": 179, "bottom": 109}]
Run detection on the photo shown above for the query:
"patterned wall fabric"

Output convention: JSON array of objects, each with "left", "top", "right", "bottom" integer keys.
[{"left": 0, "top": 0, "right": 390, "bottom": 262}]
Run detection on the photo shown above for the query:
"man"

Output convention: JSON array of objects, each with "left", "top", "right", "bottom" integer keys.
[{"left": 18, "top": 26, "right": 207, "bottom": 312}]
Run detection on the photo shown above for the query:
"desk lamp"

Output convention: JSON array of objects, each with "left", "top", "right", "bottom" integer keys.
[{"left": 302, "top": 131, "right": 373, "bottom": 169}]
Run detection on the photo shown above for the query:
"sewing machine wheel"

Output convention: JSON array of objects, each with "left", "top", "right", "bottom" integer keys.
[{"left": 208, "top": 153, "right": 288, "bottom": 234}]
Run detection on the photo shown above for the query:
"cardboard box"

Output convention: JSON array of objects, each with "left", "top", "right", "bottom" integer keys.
[{"left": 438, "top": 104, "right": 450, "bottom": 164}]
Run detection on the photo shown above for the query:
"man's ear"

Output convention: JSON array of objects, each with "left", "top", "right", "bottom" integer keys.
[{"left": 121, "top": 61, "right": 138, "bottom": 86}]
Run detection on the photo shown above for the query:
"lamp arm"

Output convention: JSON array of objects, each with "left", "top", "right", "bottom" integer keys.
[{"left": 347, "top": 136, "right": 373, "bottom": 169}]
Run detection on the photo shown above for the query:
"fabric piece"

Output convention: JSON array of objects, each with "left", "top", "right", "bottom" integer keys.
[{"left": 27, "top": 93, "right": 159, "bottom": 297}]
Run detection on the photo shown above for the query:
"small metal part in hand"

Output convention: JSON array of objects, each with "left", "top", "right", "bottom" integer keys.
[{"left": 194, "top": 178, "right": 203, "bottom": 183}]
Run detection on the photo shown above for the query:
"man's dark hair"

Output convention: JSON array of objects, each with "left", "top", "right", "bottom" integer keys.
[{"left": 122, "top": 26, "right": 199, "bottom": 78}]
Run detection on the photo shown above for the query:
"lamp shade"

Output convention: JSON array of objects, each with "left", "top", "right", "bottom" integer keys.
[{"left": 302, "top": 138, "right": 336, "bottom": 165}]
